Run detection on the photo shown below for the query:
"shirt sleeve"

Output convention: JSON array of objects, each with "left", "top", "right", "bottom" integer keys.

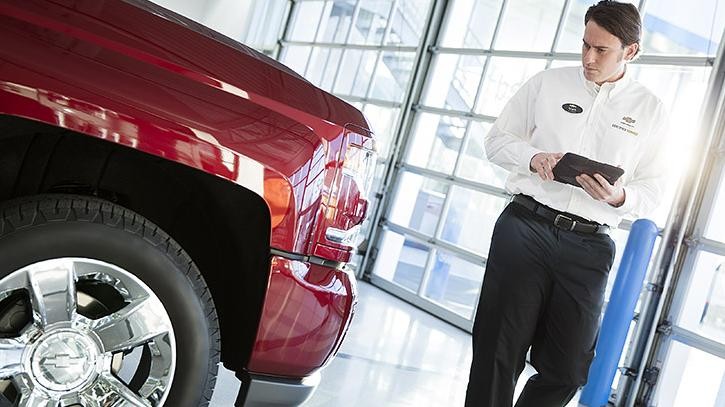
[
  {"left": 484, "top": 72, "right": 544, "bottom": 175},
  {"left": 612, "top": 102, "right": 670, "bottom": 218}
]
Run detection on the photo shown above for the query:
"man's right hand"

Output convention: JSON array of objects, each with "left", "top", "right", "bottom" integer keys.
[{"left": 530, "top": 152, "right": 564, "bottom": 181}]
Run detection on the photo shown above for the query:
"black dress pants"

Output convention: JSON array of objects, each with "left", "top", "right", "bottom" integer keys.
[{"left": 465, "top": 202, "right": 615, "bottom": 407}]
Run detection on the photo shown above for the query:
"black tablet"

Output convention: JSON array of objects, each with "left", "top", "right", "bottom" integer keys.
[{"left": 552, "top": 152, "right": 624, "bottom": 188}]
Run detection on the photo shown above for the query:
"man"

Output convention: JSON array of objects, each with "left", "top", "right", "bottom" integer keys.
[{"left": 465, "top": 2, "right": 668, "bottom": 406}]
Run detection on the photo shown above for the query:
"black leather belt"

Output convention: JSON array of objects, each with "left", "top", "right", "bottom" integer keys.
[{"left": 511, "top": 195, "right": 610, "bottom": 235}]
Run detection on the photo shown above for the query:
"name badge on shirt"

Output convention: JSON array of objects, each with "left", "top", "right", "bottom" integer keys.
[
  {"left": 562, "top": 103, "right": 583, "bottom": 114},
  {"left": 611, "top": 116, "right": 639, "bottom": 136}
]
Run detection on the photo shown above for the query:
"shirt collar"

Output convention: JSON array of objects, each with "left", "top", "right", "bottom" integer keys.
[
  {"left": 579, "top": 66, "right": 632, "bottom": 98},
  {"left": 580, "top": 69, "right": 600, "bottom": 96}
]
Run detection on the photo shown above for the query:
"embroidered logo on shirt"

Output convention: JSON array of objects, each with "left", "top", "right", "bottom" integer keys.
[
  {"left": 611, "top": 116, "right": 639, "bottom": 135},
  {"left": 562, "top": 103, "right": 583, "bottom": 114},
  {"left": 612, "top": 123, "right": 638, "bottom": 135}
]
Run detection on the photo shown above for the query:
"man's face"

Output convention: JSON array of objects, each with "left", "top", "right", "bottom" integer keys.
[{"left": 581, "top": 20, "right": 638, "bottom": 84}]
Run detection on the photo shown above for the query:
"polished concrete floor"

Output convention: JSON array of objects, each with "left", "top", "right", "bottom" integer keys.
[{"left": 210, "top": 281, "right": 581, "bottom": 406}]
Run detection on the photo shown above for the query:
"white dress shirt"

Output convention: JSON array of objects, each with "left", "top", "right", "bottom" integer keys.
[{"left": 485, "top": 66, "right": 669, "bottom": 226}]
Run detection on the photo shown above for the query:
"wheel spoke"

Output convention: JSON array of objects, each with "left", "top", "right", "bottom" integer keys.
[
  {"left": 0, "top": 269, "right": 29, "bottom": 301},
  {"left": 18, "top": 389, "right": 57, "bottom": 407},
  {"left": 82, "top": 373, "right": 151, "bottom": 407},
  {"left": 137, "top": 340, "right": 174, "bottom": 402},
  {"left": 0, "top": 337, "right": 26, "bottom": 378},
  {"left": 91, "top": 297, "right": 172, "bottom": 353},
  {"left": 58, "top": 394, "right": 83, "bottom": 407},
  {"left": 26, "top": 260, "right": 77, "bottom": 327}
]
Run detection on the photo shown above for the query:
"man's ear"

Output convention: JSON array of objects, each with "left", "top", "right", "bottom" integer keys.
[{"left": 624, "top": 43, "right": 639, "bottom": 61}]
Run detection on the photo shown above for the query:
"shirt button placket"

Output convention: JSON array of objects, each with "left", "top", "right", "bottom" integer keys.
[{"left": 581, "top": 95, "right": 600, "bottom": 155}]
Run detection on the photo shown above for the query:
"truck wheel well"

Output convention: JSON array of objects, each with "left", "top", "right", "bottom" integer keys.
[{"left": 0, "top": 115, "right": 270, "bottom": 373}]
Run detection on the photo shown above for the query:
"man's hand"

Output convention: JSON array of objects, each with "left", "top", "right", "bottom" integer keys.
[
  {"left": 530, "top": 152, "right": 564, "bottom": 181},
  {"left": 576, "top": 173, "right": 625, "bottom": 207}
]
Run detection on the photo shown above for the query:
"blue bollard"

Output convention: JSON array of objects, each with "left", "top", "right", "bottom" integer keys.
[{"left": 579, "top": 219, "right": 659, "bottom": 407}]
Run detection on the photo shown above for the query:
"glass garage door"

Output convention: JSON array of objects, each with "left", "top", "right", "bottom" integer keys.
[{"left": 369, "top": 0, "right": 720, "bottom": 337}]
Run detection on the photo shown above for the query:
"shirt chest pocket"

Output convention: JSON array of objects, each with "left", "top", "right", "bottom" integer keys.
[{"left": 534, "top": 100, "right": 588, "bottom": 148}]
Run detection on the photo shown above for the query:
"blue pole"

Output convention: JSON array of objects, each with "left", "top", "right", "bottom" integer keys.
[{"left": 579, "top": 219, "right": 659, "bottom": 407}]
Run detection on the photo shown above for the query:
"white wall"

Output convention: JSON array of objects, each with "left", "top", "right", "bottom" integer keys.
[
  {"left": 151, "top": 0, "right": 212, "bottom": 21},
  {"left": 150, "top": 0, "right": 287, "bottom": 51},
  {"left": 203, "top": 0, "right": 257, "bottom": 43}
]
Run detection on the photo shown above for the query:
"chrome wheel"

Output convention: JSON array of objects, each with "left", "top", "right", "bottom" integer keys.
[{"left": 0, "top": 258, "right": 175, "bottom": 406}]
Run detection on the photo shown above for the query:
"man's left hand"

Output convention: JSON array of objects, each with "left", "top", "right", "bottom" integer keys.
[{"left": 576, "top": 173, "right": 625, "bottom": 207}]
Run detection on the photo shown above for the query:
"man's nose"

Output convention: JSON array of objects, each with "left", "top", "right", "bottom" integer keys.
[{"left": 583, "top": 49, "right": 596, "bottom": 64}]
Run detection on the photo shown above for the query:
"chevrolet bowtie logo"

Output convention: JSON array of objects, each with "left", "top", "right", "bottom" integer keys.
[
  {"left": 622, "top": 116, "right": 636, "bottom": 124},
  {"left": 43, "top": 354, "right": 84, "bottom": 369}
]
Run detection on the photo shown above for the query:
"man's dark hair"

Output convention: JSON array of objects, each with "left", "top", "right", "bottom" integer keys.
[{"left": 585, "top": 1, "right": 642, "bottom": 56}]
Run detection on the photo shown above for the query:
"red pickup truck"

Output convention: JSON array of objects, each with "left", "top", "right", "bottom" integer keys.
[{"left": 0, "top": 0, "right": 374, "bottom": 405}]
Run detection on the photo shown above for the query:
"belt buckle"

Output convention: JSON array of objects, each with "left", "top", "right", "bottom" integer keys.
[{"left": 554, "top": 214, "right": 577, "bottom": 231}]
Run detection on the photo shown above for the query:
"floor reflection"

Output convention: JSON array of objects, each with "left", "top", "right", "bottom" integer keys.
[
  {"left": 303, "top": 282, "right": 580, "bottom": 407},
  {"left": 211, "top": 281, "right": 581, "bottom": 406}
]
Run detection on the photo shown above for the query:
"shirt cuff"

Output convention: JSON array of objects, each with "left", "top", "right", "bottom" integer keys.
[
  {"left": 518, "top": 146, "right": 543, "bottom": 175},
  {"left": 612, "top": 187, "right": 636, "bottom": 216}
]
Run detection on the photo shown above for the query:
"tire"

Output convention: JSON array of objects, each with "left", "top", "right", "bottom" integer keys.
[{"left": 0, "top": 194, "right": 220, "bottom": 406}]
